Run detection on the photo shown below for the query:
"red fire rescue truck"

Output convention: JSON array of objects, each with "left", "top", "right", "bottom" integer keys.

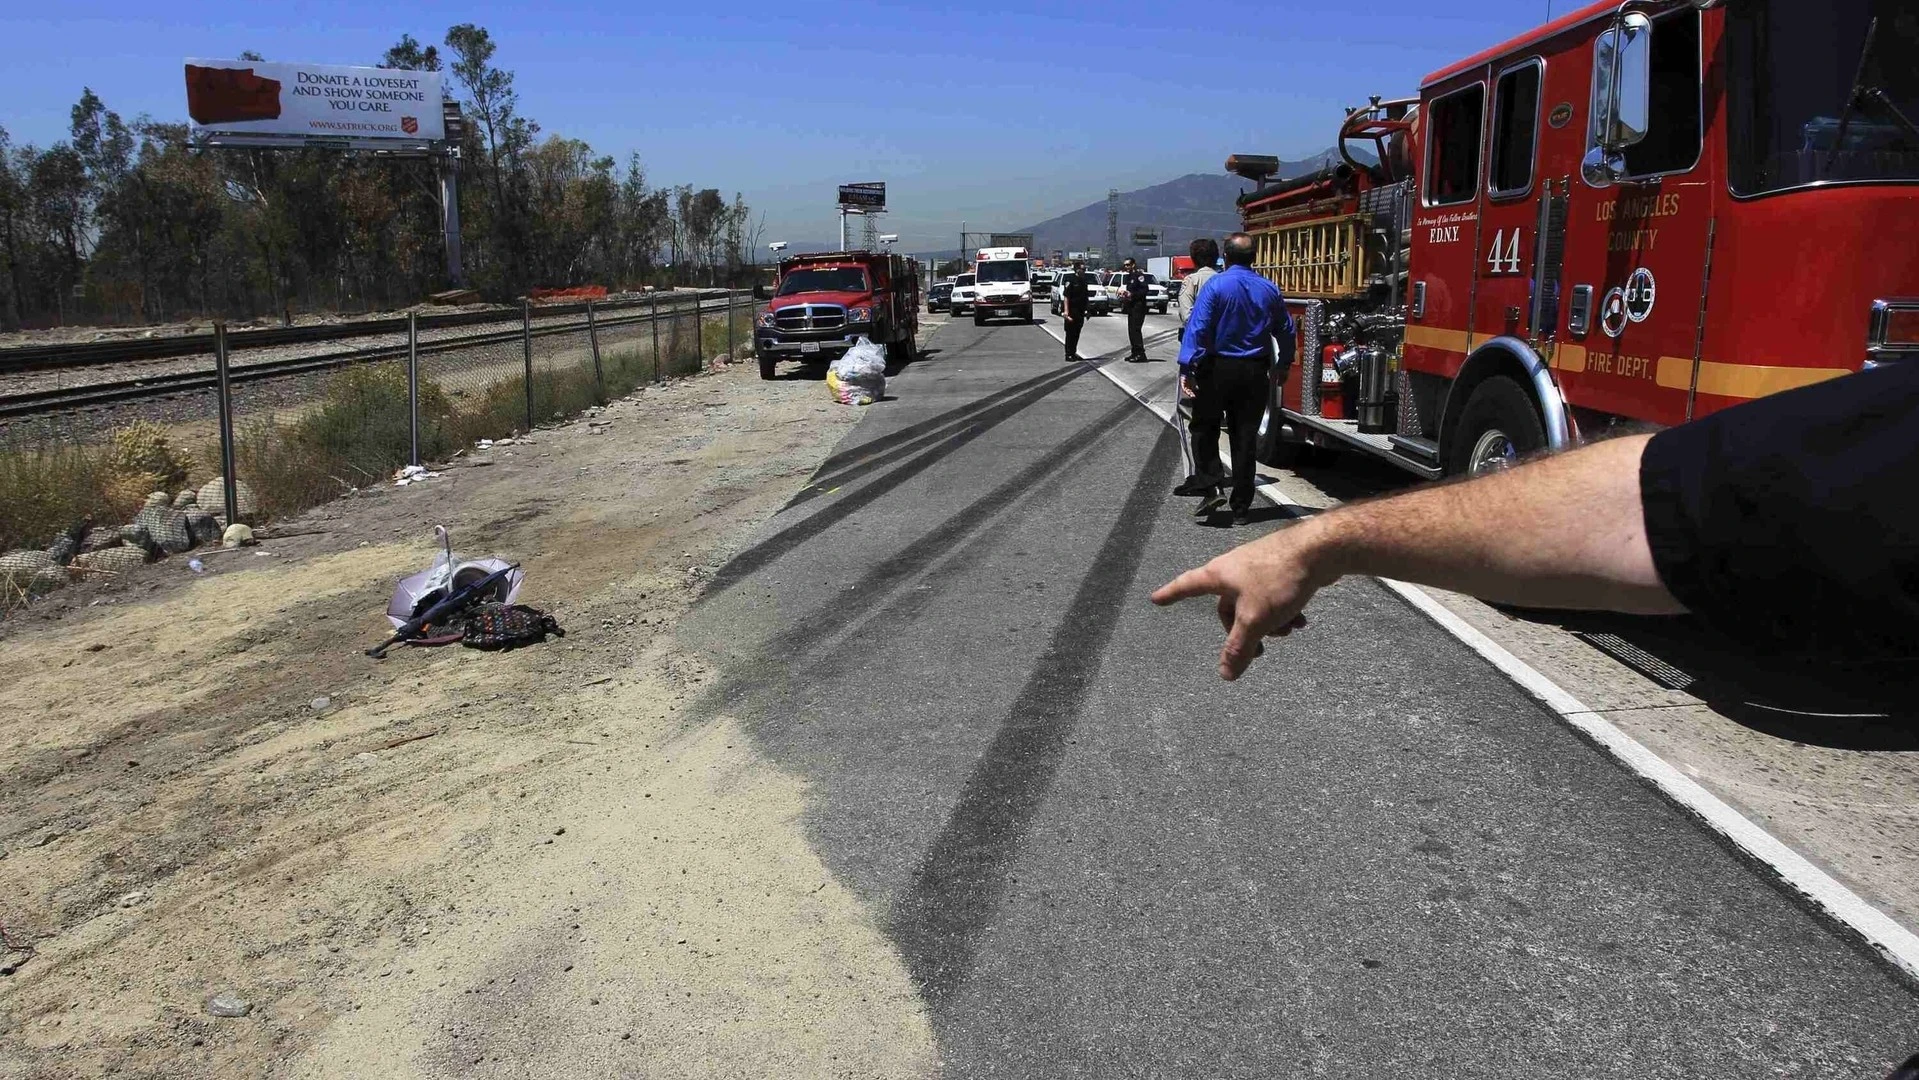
[
  {"left": 1232, "top": 0, "right": 1918, "bottom": 478},
  {"left": 754, "top": 250, "right": 921, "bottom": 380}
]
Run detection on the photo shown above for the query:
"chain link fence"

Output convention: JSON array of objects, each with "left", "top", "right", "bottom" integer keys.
[{"left": 0, "top": 291, "right": 755, "bottom": 605}]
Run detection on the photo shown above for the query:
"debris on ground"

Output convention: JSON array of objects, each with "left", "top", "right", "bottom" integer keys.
[
  {"left": 370, "top": 530, "right": 532, "bottom": 658},
  {"left": 392, "top": 464, "right": 443, "bottom": 487},
  {"left": 0, "top": 919, "right": 35, "bottom": 975},
  {"left": 459, "top": 602, "right": 566, "bottom": 651},
  {"left": 826, "top": 337, "right": 887, "bottom": 406}
]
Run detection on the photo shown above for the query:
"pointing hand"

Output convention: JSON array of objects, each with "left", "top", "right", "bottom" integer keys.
[{"left": 1150, "top": 525, "right": 1323, "bottom": 681}]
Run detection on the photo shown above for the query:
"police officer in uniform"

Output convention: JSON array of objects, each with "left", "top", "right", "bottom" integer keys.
[
  {"left": 1119, "top": 257, "right": 1151, "bottom": 362},
  {"left": 1060, "top": 259, "right": 1092, "bottom": 362}
]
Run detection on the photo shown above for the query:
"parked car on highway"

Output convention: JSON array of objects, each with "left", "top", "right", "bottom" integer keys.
[
  {"left": 1030, "top": 270, "right": 1053, "bottom": 300},
  {"left": 1050, "top": 273, "right": 1114, "bottom": 317},
  {"left": 1098, "top": 269, "right": 1168, "bottom": 314},
  {"left": 950, "top": 272, "right": 978, "bottom": 316},
  {"left": 927, "top": 280, "right": 954, "bottom": 313}
]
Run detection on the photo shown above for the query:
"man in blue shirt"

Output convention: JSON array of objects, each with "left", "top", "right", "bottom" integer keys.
[{"left": 1177, "top": 232, "right": 1296, "bottom": 524}]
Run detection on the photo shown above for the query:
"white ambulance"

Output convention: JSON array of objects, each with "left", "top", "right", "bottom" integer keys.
[{"left": 971, "top": 246, "right": 1032, "bottom": 325}]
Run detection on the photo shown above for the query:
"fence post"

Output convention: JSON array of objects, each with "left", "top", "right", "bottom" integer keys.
[
  {"left": 213, "top": 322, "right": 241, "bottom": 525},
  {"left": 586, "top": 299, "right": 604, "bottom": 402},
  {"left": 406, "top": 311, "right": 421, "bottom": 467},
  {"left": 726, "top": 291, "right": 735, "bottom": 363},
  {"left": 521, "top": 298, "right": 535, "bottom": 432},
  {"left": 650, "top": 291, "right": 662, "bottom": 383}
]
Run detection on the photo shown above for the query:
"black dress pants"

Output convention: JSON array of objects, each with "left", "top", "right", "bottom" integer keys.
[
  {"left": 1191, "top": 355, "right": 1274, "bottom": 511},
  {"left": 1064, "top": 316, "right": 1084, "bottom": 358},
  {"left": 1126, "top": 305, "right": 1147, "bottom": 358}
]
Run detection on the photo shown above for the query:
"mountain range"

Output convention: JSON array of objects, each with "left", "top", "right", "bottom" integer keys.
[
  {"left": 779, "top": 148, "right": 1371, "bottom": 267},
  {"left": 1012, "top": 148, "right": 1371, "bottom": 263}
]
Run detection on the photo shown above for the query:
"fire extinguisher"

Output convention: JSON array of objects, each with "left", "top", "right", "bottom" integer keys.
[{"left": 1318, "top": 343, "right": 1346, "bottom": 419}]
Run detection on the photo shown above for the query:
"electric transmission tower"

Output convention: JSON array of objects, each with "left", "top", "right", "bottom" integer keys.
[
  {"left": 1106, "top": 189, "right": 1120, "bottom": 269},
  {"left": 861, "top": 213, "right": 879, "bottom": 251}
]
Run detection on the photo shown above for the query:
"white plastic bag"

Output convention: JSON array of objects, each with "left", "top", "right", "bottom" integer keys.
[{"left": 827, "top": 336, "right": 888, "bottom": 406}]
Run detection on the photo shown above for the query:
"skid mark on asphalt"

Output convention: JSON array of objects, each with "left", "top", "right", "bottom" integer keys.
[
  {"left": 758, "top": 395, "right": 1145, "bottom": 664},
  {"left": 702, "top": 362, "right": 1095, "bottom": 596},
  {"left": 886, "top": 424, "right": 1183, "bottom": 1004},
  {"left": 789, "top": 363, "right": 1092, "bottom": 510}
]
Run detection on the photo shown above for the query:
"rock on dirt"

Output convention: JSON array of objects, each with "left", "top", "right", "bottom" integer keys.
[
  {"left": 205, "top": 993, "right": 253, "bottom": 1018},
  {"left": 197, "top": 478, "right": 259, "bottom": 520}
]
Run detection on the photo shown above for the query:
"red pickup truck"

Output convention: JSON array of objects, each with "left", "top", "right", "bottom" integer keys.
[{"left": 754, "top": 251, "right": 920, "bottom": 380}]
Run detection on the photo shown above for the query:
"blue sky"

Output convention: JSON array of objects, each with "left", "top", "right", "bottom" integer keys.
[{"left": 0, "top": 0, "right": 1571, "bottom": 254}]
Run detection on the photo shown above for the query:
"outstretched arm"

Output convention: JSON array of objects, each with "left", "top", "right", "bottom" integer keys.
[{"left": 1151, "top": 434, "right": 1684, "bottom": 681}]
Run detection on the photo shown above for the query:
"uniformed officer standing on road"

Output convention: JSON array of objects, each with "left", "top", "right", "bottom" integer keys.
[
  {"left": 1060, "top": 259, "right": 1092, "bottom": 363},
  {"left": 1120, "top": 257, "right": 1151, "bottom": 362}
]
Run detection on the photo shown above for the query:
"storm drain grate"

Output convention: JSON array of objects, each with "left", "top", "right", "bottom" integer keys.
[{"left": 1575, "top": 632, "right": 1697, "bottom": 692}]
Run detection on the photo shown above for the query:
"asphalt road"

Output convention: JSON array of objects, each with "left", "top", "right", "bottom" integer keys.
[{"left": 681, "top": 314, "right": 1919, "bottom": 1078}]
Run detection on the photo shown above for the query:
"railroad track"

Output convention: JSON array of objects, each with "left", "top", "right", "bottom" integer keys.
[
  {"left": 0, "top": 295, "right": 752, "bottom": 421},
  {"left": 0, "top": 291, "right": 726, "bottom": 375}
]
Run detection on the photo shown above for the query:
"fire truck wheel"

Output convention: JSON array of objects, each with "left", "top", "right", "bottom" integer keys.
[
  {"left": 758, "top": 356, "right": 777, "bottom": 381},
  {"left": 1447, "top": 376, "right": 1545, "bottom": 477}
]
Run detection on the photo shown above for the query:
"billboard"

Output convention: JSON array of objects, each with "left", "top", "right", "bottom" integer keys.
[
  {"left": 838, "top": 182, "right": 885, "bottom": 210},
  {"left": 185, "top": 59, "right": 445, "bottom": 141},
  {"left": 1131, "top": 229, "right": 1160, "bottom": 245},
  {"left": 988, "top": 233, "right": 1034, "bottom": 249}
]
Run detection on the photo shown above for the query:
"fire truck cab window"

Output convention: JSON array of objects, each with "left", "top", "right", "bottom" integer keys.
[
  {"left": 1592, "top": 9, "right": 1703, "bottom": 178},
  {"left": 1727, "top": 0, "right": 1919, "bottom": 195},
  {"left": 1490, "top": 61, "right": 1542, "bottom": 197},
  {"left": 1426, "top": 83, "right": 1485, "bottom": 206}
]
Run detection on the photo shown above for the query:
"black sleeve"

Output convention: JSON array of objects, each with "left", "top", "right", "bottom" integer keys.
[{"left": 1638, "top": 362, "right": 1919, "bottom": 659}]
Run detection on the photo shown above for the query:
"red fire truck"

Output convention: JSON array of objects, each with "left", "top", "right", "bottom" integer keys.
[
  {"left": 1233, "top": 0, "right": 1919, "bottom": 478},
  {"left": 754, "top": 250, "right": 921, "bottom": 380}
]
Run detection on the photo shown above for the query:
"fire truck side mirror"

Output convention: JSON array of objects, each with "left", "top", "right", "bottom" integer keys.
[
  {"left": 753, "top": 284, "right": 768, "bottom": 300},
  {"left": 1581, "top": 146, "right": 1629, "bottom": 189},
  {"left": 1611, "top": 14, "right": 1653, "bottom": 147},
  {"left": 1584, "top": 13, "right": 1652, "bottom": 187}
]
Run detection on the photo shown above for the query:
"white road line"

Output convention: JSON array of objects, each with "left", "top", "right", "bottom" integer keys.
[{"left": 1036, "top": 318, "right": 1919, "bottom": 983}]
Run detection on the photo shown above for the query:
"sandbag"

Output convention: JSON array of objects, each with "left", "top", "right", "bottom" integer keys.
[{"left": 828, "top": 337, "right": 887, "bottom": 406}]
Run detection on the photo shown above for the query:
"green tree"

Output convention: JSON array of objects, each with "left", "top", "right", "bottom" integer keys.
[
  {"left": 0, "top": 125, "right": 27, "bottom": 329},
  {"left": 381, "top": 33, "right": 441, "bottom": 71}
]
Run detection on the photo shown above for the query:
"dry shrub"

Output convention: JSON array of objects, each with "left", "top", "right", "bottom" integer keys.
[
  {"left": 5, "top": 342, "right": 707, "bottom": 563},
  {"left": 0, "top": 443, "right": 117, "bottom": 552},
  {"left": 293, "top": 365, "right": 455, "bottom": 485},
  {"left": 440, "top": 365, "right": 603, "bottom": 447},
  {"left": 106, "top": 421, "right": 188, "bottom": 487}
]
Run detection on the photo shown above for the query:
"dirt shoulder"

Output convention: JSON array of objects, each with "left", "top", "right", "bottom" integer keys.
[{"left": 0, "top": 358, "right": 937, "bottom": 1078}]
